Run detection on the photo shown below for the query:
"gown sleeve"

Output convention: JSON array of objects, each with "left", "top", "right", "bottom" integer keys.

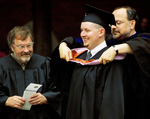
[
  {"left": 41, "top": 57, "right": 63, "bottom": 115},
  {"left": 50, "top": 42, "right": 76, "bottom": 118},
  {"left": 99, "top": 61, "right": 125, "bottom": 119},
  {"left": 126, "top": 33, "right": 150, "bottom": 77},
  {"left": 0, "top": 65, "right": 9, "bottom": 111}
]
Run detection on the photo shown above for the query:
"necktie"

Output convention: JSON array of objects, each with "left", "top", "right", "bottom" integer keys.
[{"left": 86, "top": 51, "right": 92, "bottom": 61}]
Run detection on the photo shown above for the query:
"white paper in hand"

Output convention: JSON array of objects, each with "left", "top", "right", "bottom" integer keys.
[{"left": 21, "top": 83, "right": 42, "bottom": 110}]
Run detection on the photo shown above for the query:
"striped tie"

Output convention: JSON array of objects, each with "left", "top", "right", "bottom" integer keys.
[{"left": 86, "top": 51, "right": 92, "bottom": 60}]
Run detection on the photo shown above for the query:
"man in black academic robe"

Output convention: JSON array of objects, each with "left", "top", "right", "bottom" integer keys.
[
  {"left": 58, "top": 6, "right": 150, "bottom": 119},
  {"left": 67, "top": 47, "right": 125, "bottom": 119},
  {"left": 59, "top": 32, "right": 150, "bottom": 119},
  {"left": 0, "top": 26, "right": 62, "bottom": 119},
  {"left": 108, "top": 33, "right": 150, "bottom": 119},
  {"left": 0, "top": 53, "right": 62, "bottom": 119},
  {"left": 51, "top": 37, "right": 126, "bottom": 119},
  {"left": 51, "top": 4, "right": 125, "bottom": 119}
]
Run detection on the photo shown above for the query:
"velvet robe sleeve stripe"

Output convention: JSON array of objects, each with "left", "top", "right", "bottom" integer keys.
[{"left": 62, "top": 37, "right": 83, "bottom": 49}]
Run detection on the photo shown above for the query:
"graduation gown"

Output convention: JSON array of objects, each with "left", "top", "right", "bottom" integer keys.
[
  {"left": 62, "top": 33, "right": 150, "bottom": 119},
  {"left": 51, "top": 46, "right": 125, "bottom": 119},
  {"left": 123, "top": 33, "right": 150, "bottom": 119},
  {"left": 107, "top": 32, "right": 150, "bottom": 78},
  {"left": 0, "top": 54, "right": 62, "bottom": 119},
  {"left": 106, "top": 33, "right": 150, "bottom": 119},
  {"left": 50, "top": 46, "right": 76, "bottom": 119}
]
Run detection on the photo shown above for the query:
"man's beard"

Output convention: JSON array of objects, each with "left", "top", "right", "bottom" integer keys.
[
  {"left": 20, "top": 52, "right": 32, "bottom": 64},
  {"left": 20, "top": 55, "right": 31, "bottom": 64},
  {"left": 112, "top": 30, "right": 130, "bottom": 41}
]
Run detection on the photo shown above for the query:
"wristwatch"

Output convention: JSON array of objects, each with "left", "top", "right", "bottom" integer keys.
[{"left": 112, "top": 45, "right": 118, "bottom": 54}]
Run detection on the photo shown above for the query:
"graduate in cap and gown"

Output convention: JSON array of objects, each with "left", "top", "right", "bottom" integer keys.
[
  {"left": 55, "top": 5, "right": 150, "bottom": 119},
  {"left": 51, "top": 4, "right": 125, "bottom": 119}
]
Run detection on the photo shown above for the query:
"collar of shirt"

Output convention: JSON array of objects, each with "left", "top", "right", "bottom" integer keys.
[
  {"left": 133, "top": 31, "right": 136, "bottom": 35},
  {"left": 87, "top": 41, "right": 107, "bottom": 58}
]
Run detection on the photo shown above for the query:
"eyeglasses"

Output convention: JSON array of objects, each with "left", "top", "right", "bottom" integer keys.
[
  {"left": 115, "top": 21, "right": 124, "bottom": 26},
  {"left": 109, "top": 21, "right": 124, "bottom": 27},
  {"left": 13, "top": 42, "right": 34, "bottom": 50}
]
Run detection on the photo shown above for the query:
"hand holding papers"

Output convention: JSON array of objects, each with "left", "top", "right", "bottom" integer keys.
[{"left": 21, "top": 83, "right": 42, "bottom": 110}]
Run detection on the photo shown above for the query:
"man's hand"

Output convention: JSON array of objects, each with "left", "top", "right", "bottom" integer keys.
[
  {"left": 99, "top": 43, "right": 133, "bottom": 64},
  {"left": 5, "top": 96, "right": 25, "bottom": 109},
  {"left": 99, "top": 46, "right": 116, "bottom": 64},
  {"left": 59, "top": 42, "right": 72, "bottom": 62},
  {"left": 28, "top": 93, "right": 48, "bottom": 105}
]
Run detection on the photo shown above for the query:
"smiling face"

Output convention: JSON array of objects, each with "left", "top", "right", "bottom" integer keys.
[
  {"left": 80, "top": 22, "right": 105, "bottom": 50},
  {"left": 10, "top": 35, "right": 33, "bottom": 64},
  {"left": 111, "top": 8, "right": 135, "bottom": 40}
]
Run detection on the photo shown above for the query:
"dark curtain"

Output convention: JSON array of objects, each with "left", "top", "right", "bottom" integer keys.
[{"left": 32, "top": 0, "right": 52, "bottom": 57}]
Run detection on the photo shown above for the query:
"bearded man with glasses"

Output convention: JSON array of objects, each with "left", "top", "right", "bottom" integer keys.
[
  {"left": 55, "top": 6, "right": 150, "bottom": 119},
  {"left": 0, "top": 26, "right": 61, "bottom": 119}
]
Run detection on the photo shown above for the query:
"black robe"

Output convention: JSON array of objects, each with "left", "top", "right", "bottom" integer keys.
[
  {"left": 66, "top": 47, "right": 125, "bottom": 119},
  {"left": 106, "top": 33, "right": 150, "bottom": 119},
  {"left": 0, "top": 54, "right": 62, "bottom": 119},
  {"left": 51, "top": 46, "right": 125, "bottom": 119},
  {"left": 61, "top": 33, "right": 150, "bottom": 119},
  {"left": 123, "top": 33, "right": 150, "bottom": 119}
]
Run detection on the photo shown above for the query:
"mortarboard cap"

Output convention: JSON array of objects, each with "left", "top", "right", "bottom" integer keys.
[{"left": 83, "top": 4, "right": 116, "bottom": 29}]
